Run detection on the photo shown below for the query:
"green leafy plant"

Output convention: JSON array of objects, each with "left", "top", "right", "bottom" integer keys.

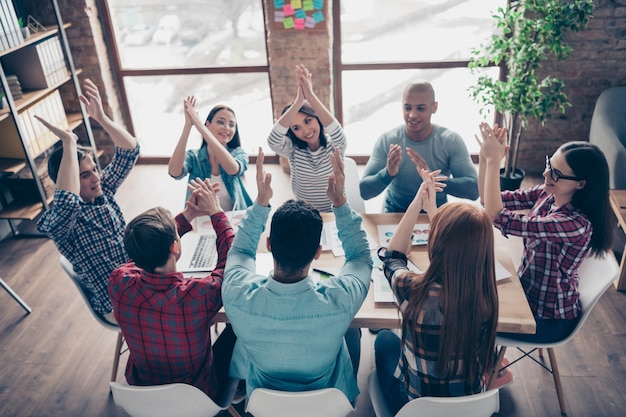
[{"left": 469, "top": 0, "right": 594, "bottom": 178}]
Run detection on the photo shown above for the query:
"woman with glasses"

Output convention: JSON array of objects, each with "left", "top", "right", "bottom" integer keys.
[
  {"left": 477, "top": 122, "right": 613, "bottom": 342},
  {"left": 168, "top": 98, "right": 252, "bottom": 211}
]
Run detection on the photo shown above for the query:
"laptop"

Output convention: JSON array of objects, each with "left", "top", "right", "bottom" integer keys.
[{"left": 176, "top": 232, "right": 218, "bottom": 273}]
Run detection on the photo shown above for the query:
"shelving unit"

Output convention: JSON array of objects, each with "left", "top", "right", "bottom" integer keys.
[{"left": 0, "top": 0, "right": 99, "bottom": 236}]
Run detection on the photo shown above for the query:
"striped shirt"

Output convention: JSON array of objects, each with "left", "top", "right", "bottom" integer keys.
[
  {"left": 494, "top": 185, "right": 592, "bottom": 319},
  {"left": 383, "top": 256, "right": 484, "bottom": 399},
  {"left": 109, "top": 212, "right": 234, "bottom": 399},
  {"left": 37, "top": 146, "right": 140, "bottom": 315},
  {"left": 267, "top": 120, "right": 347, "bottom": 212}
]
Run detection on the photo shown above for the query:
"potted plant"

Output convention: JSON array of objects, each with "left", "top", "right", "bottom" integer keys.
[{"left": 468, "top": 0, "right": 594, "bottom": 190}]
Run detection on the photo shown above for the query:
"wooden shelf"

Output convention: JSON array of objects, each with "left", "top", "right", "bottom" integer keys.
[
  {"left": 0, "top": 24, "right": 70, "bottom": 58},
  {"left": 0, "top": 158, "right": 26, "bottom": 174},
  {"left": 0, "top": 69, "right": 82, "bottom": 123}
]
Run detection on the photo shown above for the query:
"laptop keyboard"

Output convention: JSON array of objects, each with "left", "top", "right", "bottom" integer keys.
[{"left": 188, "top": 235, "right": 218, "bottom": 270}]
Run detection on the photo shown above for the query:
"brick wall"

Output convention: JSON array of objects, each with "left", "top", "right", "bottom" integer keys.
[
  {"left": 520, "top": 0, "right": 626, "bottom": 173},
  {"left": 262, "top": 0, "right": 334, "bottom": 119},
  {"left": 53, "top": 0, "right": 626, "bottom": 175}
]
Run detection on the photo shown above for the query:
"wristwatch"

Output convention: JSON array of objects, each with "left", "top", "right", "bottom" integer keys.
[{"left": 377, "top": 247, "right": 407, "bottom": 263}]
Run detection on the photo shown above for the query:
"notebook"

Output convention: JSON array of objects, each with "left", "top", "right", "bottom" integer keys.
[{"left": 177, "top": 232, "right": 218, "bottom": 273}]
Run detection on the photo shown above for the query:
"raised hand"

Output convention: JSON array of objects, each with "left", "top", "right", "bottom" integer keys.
[
  {"left": 386, "top": 144, "right": 403, "bottom": 177},
  {"left": 78, "top": 79, "right": 106, "bottom": 124},
  {"left": 256, "top": 147, "right": 273, "bottom": 207},
  {"left": 295, "top": 64, "right": 314, "bottom": 101},
  {"left": 185, "top": 178, "right": 222, "bottom": 219},
  {"left": 406, "top": 147, "right": 429, "bottom": 172},
  {"left": 326, "top": 147, "right": 347, "bottom": 208},
  {"left": 183, "top": 96, "right": 197, "bottom": 126},
  {"left": 34, "top": 115, "right": 78, "bottom": 144},
  {"left": 476, "top": 122, "right": 507, "bottom": 162},
  {"left": 184, "top": 99, "right": 204, "bottom": 128}
]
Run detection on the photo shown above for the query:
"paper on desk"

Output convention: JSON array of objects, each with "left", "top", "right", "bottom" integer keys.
[
  {"left": 377, "top": 224, "right": 429, "bottom": 246},
  {"left": 321, "top": 222, "right": 377, "bottom": 256},
  {"left": 495, "top": 260, "right": 512, "bottom": 282},
  {"left": 195, "top": 210, "right": 247, "bottom": 234}
]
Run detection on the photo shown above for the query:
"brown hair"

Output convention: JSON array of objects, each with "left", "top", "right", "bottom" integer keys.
[{"left": 401, "top": 202, "right": 498, "bottom": 383}]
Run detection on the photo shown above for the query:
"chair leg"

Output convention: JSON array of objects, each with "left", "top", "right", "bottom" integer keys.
[
  {"left": 487, "top": 345, "right": 508, "bottom": 390},
  {"left": 0, "top": 277, "right": 32, "bottom": 314},
  {"left": 111, "top": 332, "right": 124, "bottom": 383},
  {"left": 226, "top": 405, "right": 241, "bottom": 417},
  {"left": 547, "top": 348, "right": 567, "bottom": 415}
]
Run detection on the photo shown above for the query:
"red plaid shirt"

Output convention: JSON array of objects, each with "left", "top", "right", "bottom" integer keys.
[
  {"left": 109, "top": 212, "right": 234, "bottom": 399},
  {"left": 494, "top": 185, "right": 592, "bottom": 319}
]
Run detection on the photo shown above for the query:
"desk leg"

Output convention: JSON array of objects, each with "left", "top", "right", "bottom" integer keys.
[{"left": 614, "top": 247, "right": 626, "bottom": 291}]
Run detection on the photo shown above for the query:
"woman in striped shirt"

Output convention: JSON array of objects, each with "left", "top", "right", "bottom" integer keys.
[{"left": 267, "top": 64, "right": 347, "bottom": 212}]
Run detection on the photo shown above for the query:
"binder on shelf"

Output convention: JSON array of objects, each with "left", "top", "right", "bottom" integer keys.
[
  {"left": 2, "top": 36, "right": 69, "bottom": 90},
  {"left": 0, "top": 0, "right": 23, "bottom": 48},
  {"left": 0, "top": 0, "right": 12, "bottom": 50}
]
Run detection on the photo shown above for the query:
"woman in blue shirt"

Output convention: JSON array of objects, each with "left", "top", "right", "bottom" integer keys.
[{"left": 169, "top": 96, "right": 252, "bottom": 210}]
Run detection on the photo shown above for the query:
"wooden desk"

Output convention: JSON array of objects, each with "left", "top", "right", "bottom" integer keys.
[
  {"left": 609, "top": 190, "right": 626, "bottom": 290},
  {"left": 215, "top": 212, "right": 536, "bottom": 334}
]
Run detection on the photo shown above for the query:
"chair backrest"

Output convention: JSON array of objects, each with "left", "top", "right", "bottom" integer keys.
[
  {"left": 497, "top": 252, "right": 619, "bottom": 349},
  {"left": 567, "top": 252, "right": 619, "bottom": 339},
  {"left": 589, "top": 86, "right": 626, "bottom": 189},
  {"left": 110, "top": 382, "right": 224, "bottom": 417},
  {"left": 245, "top": 387, "right": 354, "bottom": 417},
  {"left": 59, "top": 255, "right": 119, "bottom": 332},
  {"left": 368, "top": 369, "right": 499, "bottom": 417},
  {"left": 343, "top": 157, "right": 366, "bottom": 213}
]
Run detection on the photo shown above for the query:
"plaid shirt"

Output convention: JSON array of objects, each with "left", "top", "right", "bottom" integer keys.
[
  {"left": 384, "top": 257, "right": 484, "bottom": 399},
  {"left": 494, "top": 185, "right": 592, "bottom": 319},
  {"left": 37, "top": 146, "right": 140, "bottom": 315},
  {"left": 108, "top": 212, "right": 234, "bottom": 399}
]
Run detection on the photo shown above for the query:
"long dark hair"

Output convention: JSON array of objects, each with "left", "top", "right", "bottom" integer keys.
[
  {"left": 201, "top": 105, "right": 241, "bottom": 150},
  {"left": 560, "top": 141, "right": 613, "bottom": 256},
  {"left": 401, "top": 203, "right": 498, "bottom": 384},
  {"left": 280, "top": 103, "right": 327, "bottom": 150}
]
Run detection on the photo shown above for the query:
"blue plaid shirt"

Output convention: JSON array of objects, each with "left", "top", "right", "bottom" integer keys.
[{"left": 38, "top": 146, "right": 140, "bottom": 315}]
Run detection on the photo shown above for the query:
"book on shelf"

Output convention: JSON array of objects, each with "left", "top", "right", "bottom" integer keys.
[
  {"left": 2, "top": 36, "right": 69, "bottom": 90},
  {"left": 6, "top": 74, "right": 23, "bottom": 99},
  {"left": 0, "top": 0, "right": 24, "bottom": 50},
  {"left": 0, "top": 90, "right": 68, "bottom": 160}
]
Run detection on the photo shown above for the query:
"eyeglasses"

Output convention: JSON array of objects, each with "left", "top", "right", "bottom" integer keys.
[{"left": 544, "top": 155, "right": 583, "bottom": 183}]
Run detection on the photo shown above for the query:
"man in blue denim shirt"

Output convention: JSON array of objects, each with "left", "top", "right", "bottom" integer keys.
[{"left": 223, "top": 148, "right": 372, "bottom": 403}]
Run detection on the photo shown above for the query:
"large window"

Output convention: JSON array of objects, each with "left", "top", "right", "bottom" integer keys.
[
  {"left": 338, "top": 0, "right": 504, "bottom": 156},
  {"left": 103, "top": 0, "right": 272, "bottom": 158}
]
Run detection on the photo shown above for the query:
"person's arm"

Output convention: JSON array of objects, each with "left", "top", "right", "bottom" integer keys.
[
  {"left": 328, "top": 149, "right": 372, "bottom": 302},
  {"left": 359, "top": 137, "right": 399, "bottom": 200},
  {"left": 34, "top": 115, "right": 80, "bottom": 195},
  {"left": 80, "top": 79, "right": 137, "bottom": 150},
  {"left": 185, "top": 100, "right": 240, "bottom": 175},
  {"left": 225, "top": 148, "right": 273, "bottom": 266},
  {"left": 296, "top": 64, "right": 335, "bottom": 127},
  {"left": 439, "top": 132, "right": 479, "bottom": 201},
  {"left": 168, "top": 96, "right": 195, "bottom": 178},
  {"left": 477, "top": 123, "right": 506, "bottom": 219}
]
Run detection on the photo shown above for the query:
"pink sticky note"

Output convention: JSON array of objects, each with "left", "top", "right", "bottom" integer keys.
[{"left": 283, "top": 4, "right": 295, "bottom": 16}]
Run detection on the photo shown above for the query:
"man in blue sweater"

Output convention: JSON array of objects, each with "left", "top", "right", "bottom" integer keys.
[{"left": 359, "top": 80, "right": 478, "bottom": 212}]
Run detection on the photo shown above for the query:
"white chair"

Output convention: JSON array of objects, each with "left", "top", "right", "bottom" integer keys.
[
  {"left": 110, "top": 381, "right": 241, "bottom": 417},
  {"left": 245, "top": 387, "right": 354, "bottom": 417},
  {"left": 368, "top": 369, "right": 500, "bottom": 417},
  {"left": 344, "top": 157, "right": 366, "bottom": 213},
  {"left": 59, "top": 255, "right": 125, "bottom": 382},
  {"left": 489, "top": 252, "right": 620, "bottom": 415}
]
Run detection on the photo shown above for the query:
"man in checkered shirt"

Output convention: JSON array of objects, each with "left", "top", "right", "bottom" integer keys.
[{"left": 36, "top": 79, "right": 139, "bottom": 324}]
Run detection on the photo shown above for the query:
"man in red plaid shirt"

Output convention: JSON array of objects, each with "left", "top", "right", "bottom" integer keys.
[{"left": 108, "top": 179, "right": 235, "bottom": 400}]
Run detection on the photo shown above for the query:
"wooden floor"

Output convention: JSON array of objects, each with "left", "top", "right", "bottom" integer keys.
[{"left": 1, "top": 163, "right": 626, "bottom": 417}]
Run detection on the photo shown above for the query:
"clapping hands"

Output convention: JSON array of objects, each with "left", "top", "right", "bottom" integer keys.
[{"left": 185, "top": 178, "right": 222, "bottom": 219}]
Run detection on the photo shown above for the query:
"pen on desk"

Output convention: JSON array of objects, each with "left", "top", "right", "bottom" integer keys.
[{"left": 313, "top": 268, "right": 335, "bottom": 277}]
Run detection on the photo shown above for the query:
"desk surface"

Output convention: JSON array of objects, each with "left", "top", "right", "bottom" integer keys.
[{"left": 215, "top": 212, "right": 536, "bottom": 334}]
